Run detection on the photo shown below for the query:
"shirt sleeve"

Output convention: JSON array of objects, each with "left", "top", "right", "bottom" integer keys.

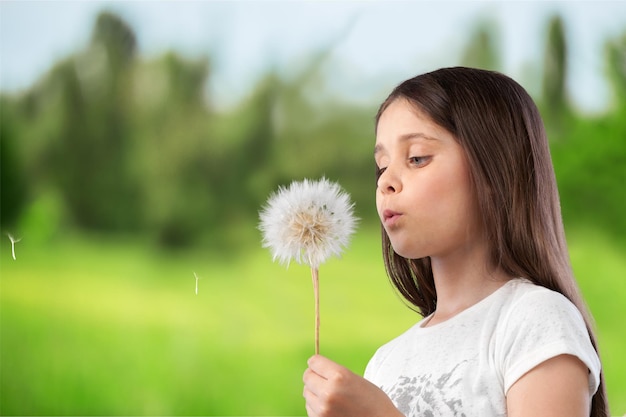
[
  {"left": 363, "top": 340, "right": 395, "bottom": 384},
  {"left": 363, "top": 348, "right": 381, "bottom": 381},
  {"left": 498, "top": 287, "right": 601, "bottom": 395}
]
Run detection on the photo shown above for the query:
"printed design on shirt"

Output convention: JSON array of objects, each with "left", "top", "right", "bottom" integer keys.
[{"left": 384, "top": 361, "right": 468, "bottom": 417}]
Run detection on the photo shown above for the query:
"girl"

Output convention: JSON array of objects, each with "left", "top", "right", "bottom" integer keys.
[{"left": 302, "top": 67, "right": 608, "bottom": 417}]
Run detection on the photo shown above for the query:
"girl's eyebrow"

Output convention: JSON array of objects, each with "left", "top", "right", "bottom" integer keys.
[{"left": 374, "top": 132, "right": 438, "bottom": 155}]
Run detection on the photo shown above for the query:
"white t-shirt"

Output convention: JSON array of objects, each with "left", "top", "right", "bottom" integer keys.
[{"left": 364, "top": 278, "right": 601, "bottom": 417}]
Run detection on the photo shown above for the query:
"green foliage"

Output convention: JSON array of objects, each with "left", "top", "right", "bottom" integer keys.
[
  {"left": 551, "top": 111, "right": 626, "bottom": 242},
  {"left": 605, "top": 32, "right": 626, "bottom": 110},
  {"left": 11, "top": 12, "right": 142, "bottom": 233},
  {"left": 131, "top": 52, "right": 214, "bottom": 246},
  {"left": 0, "top": 99, "right": 28, "bottom": 229},
  {"left": 2, "top": 10, "right": 624, "bottom": 250},
  {"left": 0, "top": 11, "right": 378, "bottom": 247}
]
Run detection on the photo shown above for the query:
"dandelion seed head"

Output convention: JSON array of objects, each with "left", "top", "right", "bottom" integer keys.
[{"left": 259, "top": 177, "right": 358, "bottom": 268}]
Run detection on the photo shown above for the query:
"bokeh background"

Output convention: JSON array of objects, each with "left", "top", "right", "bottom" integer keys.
[{"left": 1, "top": 1, "right": 625, "bottom": 415}]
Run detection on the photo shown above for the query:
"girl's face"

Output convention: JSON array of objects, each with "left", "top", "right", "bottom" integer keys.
[{"left": 375, "top": 98, "right": 484, "bottom": 260}]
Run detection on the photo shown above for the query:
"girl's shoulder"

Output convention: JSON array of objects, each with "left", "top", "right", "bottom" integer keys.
[
  {"left": 495, "top": 279, "right": 601, "bottom": 395},
  {"left": 501, "top": 278, "right": 582, "bottom": 321}
]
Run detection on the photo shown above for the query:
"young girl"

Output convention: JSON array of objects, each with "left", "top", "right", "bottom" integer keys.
[{"left": 302, "top": 67, "right": 609, "bottom": 417}]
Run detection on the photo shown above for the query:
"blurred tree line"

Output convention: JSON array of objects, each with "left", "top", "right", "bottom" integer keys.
[{"left": 1, "top": 12, "right": 625, "bottom": 249}]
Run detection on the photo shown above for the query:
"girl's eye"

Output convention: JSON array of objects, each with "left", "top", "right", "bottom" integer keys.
[
  {"left": 375, "top": 166, "right": 387, "bottom": 179},
  {"left": 409, "top": 156, "right": 431, "bottom": 167}
]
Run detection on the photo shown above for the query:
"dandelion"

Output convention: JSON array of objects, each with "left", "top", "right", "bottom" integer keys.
[{"left": 259, "top": 178, "right": 358, "bottom": 354}]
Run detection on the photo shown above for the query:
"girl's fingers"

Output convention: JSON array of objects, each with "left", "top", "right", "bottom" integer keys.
[
  {"left": 303, "top": 376, "right": 324, "bottom": 417},
  {"left": 303, "top": 366, "right": 328, "bottom": 398},
  {"left": 307, "top": 355, "right": 343, "bottom": 379}
]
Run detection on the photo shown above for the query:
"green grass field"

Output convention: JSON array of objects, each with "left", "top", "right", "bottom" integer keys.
[{"left": 1, "top": 224, "right": 624, "bottom": 415}]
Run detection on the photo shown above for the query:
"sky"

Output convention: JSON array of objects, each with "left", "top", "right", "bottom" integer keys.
[{"left": 1, "top": 1, "right": 625, "bottom": 112}]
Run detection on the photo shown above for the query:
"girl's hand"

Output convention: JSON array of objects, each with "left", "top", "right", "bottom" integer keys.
[{"left": 302, "top": 355, "right": 404, "bottom": 417}]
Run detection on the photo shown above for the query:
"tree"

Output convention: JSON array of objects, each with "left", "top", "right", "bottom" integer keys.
[
  {"left": 132, "top": 52, "right": 214, "bottom": 247},
  {"left": 605, "top": 31, "right": 626, "bottom": 111},
  {"left": 46, "top": 11, "right": 141, "bottom": 231},
  {"left": 0, "top": 101, "right": 28, "bottom": 230},
  {"left": 461, "top": 20, "right": 500, "bottom": 71},
  {"left": 542, "top": 16, "right": 569, "bottom": 127}
]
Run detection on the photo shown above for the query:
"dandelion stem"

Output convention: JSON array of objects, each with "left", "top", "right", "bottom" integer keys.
[{"left": 311, "top": 267, "right": 320, "bottom": 355}]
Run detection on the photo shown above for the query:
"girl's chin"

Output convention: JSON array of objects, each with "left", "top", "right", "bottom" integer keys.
[{"left": 389, "top": 242, "right": 424, "bottom": 260}]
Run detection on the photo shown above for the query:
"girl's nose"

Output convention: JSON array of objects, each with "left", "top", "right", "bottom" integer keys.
[{"left": 377, "top": 165, "right": 401, "bottom": 194}]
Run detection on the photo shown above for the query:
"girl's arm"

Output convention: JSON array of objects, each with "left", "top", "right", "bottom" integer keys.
[
  {"left": 506, "top": 354, "right": 591, "bottom": 417},
  {"left": 303, "top": 355, "right": 404, "bottom": 417}
]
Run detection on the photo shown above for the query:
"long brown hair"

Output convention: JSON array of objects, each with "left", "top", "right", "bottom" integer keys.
[{"left": 375, "top": 67, "right": 609, "bottom": 416}]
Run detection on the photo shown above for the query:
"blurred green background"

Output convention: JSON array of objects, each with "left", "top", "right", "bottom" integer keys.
[{"left": 1, "top": 2, "right": 625, "bottom": 415}]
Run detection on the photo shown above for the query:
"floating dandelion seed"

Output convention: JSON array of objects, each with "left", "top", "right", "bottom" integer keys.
[
  {"left": 194, "top": 272, "right": 200, "bottom": 295},
  {"left": 259, "top": 178, "right": 358, "bottom": 354},
  {"left": 6, "top": 233, "right": 21, "bottom": 261}
]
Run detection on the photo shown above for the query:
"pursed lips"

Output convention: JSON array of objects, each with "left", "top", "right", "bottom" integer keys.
[{"left": 382, "top": 209, "right": 402, "bottom": 226}]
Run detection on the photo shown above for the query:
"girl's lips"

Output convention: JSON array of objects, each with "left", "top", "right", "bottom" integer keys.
[{"left": 382, "top": 209, "right": 402, "bottom": 226}]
